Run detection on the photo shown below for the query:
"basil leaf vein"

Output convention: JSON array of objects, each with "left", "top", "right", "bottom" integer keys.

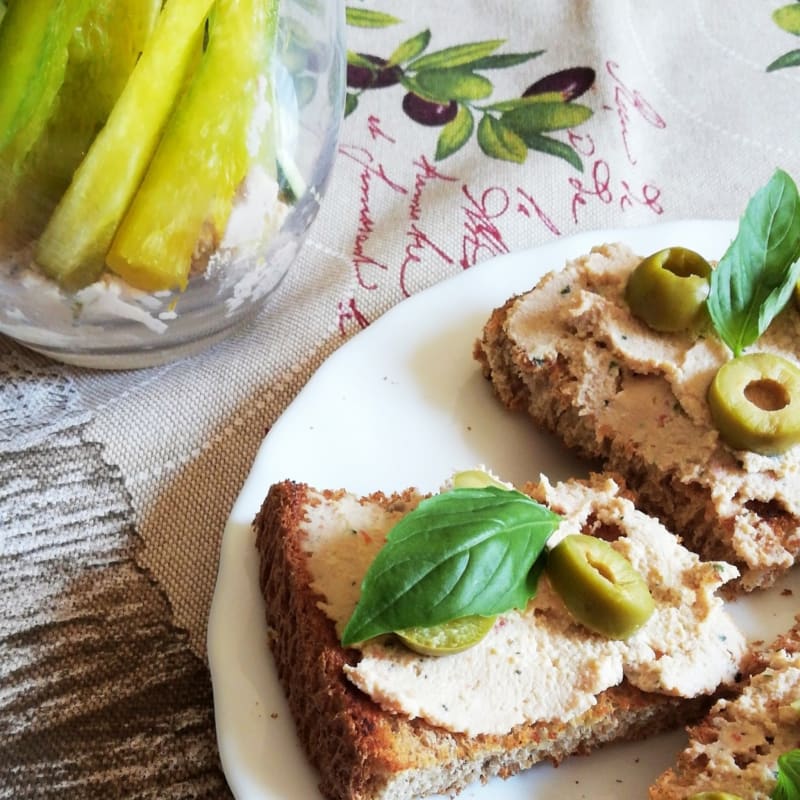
[
  {"left": 340, "top": 487, "right": 561, "bottom": 646},
  {"left": 707, "top": 168, "right": 800, "bottom": 357}
]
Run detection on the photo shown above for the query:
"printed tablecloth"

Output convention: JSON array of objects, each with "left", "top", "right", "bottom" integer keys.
[{"left": 4, "top": 1, "right": 800, "bottom": 796}]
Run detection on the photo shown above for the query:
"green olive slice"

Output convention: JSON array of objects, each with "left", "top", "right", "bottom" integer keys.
[
  {"left": 546, "top": 534, "right": 655, "bottom": 640},
  {"left": 708, "top": 353, "right": 800, "bottom": 455},
  {"left": 688, "top": 793, "right": 744, "bottom": 800},
  {"left": 625, "top": 246, "right": 712, "bottom": 332},
  {"left": 452, "top": 468, "right": 510, "bottom": 490},
  {"left": 396, "top": 615, "right": 497, "bottom": 656}
]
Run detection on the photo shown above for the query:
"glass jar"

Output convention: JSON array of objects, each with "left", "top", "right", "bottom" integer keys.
[{"left": 0, "top": 0, "right": 344, "bottom": 368}]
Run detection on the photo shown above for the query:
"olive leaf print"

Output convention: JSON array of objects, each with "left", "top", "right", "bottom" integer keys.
[
  {"left": 768, "top": 2, "right": 800, "bottom": 71},
  {"left": 345, "top": 6, "right": 401, "bottom": 29},
  {"left": 344, "top": 14, "right": 595, "bottom": 169}
]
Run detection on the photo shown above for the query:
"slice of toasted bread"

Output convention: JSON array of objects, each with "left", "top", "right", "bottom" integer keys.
[
  {"left": 255, "top": 474, "right": 746, "bottom": 800},
  {"left": 474, "top": 242, "right": 800, "bottom": 593},
  {"left": 650, "top": 617, "right": 800, "bottom": 799}
]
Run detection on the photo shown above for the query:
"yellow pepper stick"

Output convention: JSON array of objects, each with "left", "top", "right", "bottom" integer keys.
[
  {"left": 0, "top": 0, "right": 162, "bottom": 247},
  {"left": 107, "top": 0, "right": 279, "bottom": 292},
  {"left": 35, "top": 0, "right": 214, "bottom": 290},
  {"left": 0, "top": 0, "right": 94, "bottom": 185}
]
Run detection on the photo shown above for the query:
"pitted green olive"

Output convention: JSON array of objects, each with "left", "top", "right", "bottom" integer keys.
[
  {"left": 452, "top": 468, "right": 510, "bottom": 490},
  {"left": 625, "top": 247, "right": 712, "bottom": 332},
  {"left": 708, "top": 353, "right": 800, "bottom": 455},
  {"left": 546, "top": 534, "right": 655, "bottom": 640},
  {"left": 396, "top": 615, "right": 497, "bottom": 656},
  {"left": 687, "top": 793, "right": 744, "bottom": 800}
]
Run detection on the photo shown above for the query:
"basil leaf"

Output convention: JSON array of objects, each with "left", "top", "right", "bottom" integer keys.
[
  {"left": 772, "top": 748, "right": 800, "bottom": 800},
  {"left": 707, "top": 169, "right": 800, "bottom": 357},
  {"left": 340, "top": 487, "right": 561, "bottom": 646}
]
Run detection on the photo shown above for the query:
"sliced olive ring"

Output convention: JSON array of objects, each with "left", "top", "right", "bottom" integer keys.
[
  {"left": 396, "top": 615, "right": 497, "bottom": 656},
  {"left": 452, "top": 468, "right": 510, "bottom": 490},
  {"left": 707, "top": 353, "right": 800, "bottom": 455},
  {"left": 625, "top": 246, "right": 712, "bottom": 333},
  {"left": 546, "top": 534, "right": 655, "bottom": 640}
]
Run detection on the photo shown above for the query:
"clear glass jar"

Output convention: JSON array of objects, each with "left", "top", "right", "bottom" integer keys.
[{"left": 0, "top": 0, "right": 344, "bottom": 368}]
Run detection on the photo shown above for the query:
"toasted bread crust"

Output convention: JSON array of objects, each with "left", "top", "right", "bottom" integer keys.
[
  {"left": 474, "top": 291, "right": 797, "bottom": 593},
  {"left": 649, "top": 618, "right": 800, "bottom": 799},
  {"left": 256, "top": 480, "right": 720, "bottom": 800}
]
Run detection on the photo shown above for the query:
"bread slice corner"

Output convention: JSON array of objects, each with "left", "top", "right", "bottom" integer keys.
[{"left": 255, "top": 477, "right": 742, "bottom": 800}]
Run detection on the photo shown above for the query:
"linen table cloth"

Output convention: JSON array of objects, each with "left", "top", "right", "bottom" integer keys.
[{"left": 4, "top": 1, "right": 800, "bottom": 796}]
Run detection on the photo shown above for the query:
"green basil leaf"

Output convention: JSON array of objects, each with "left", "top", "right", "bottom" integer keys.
[
  {"left": 768, "top": 49, "right": 800, "bottom": 72},
  {"left": 707, "top": 169, "right": 800, "bottom": 356},
  {"left": 344, "top": 92, "right": 358, "bottom": 117},
  {"left": 345, "top": 7, "right": 400, "bottom": 27},
  {"left": 501, "top": 101, "right": 593, "bottom": 133},
  {"left": 435, "top": 104, "right": 473, "bottom": 160},
  {"left": 772, "top": 748, "right": 800, "bottom": 800},
  {"left": 520, "top": 130, "right": 583, "bottom": 171},
  {"left": 467, "top": 49, "right": 545, "bottom": 70},
  {"left": 387, "top": 29, "right": 431, "bottom": 67},
  {"left": 477, "top": 114, "right": 528, "bottom": 163},
  {"left": 414, "top": 68, "right": 493, "bottom": 102},
  {"left": 407, "top": 39, "right": 504, "bottom": 72},
  {"left": 774, "top": 4, "right": 800, "bottom": 35},
  {"left": 340, "top": 487, "right": 561, "bottom": 646}
]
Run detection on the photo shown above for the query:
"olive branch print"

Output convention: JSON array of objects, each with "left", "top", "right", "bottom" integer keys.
[
  {"left": 344, "top": 6, "right": 595, "bottom": 169},
  {"left": 768, "top": 2, "right": 800, "bottom": 71}
]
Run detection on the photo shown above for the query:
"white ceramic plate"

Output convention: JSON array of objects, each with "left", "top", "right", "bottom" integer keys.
[{"left": 208, "top": 220, "right": 800, "bottom": 800}]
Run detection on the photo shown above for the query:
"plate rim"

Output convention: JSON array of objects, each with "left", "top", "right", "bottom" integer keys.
[{"left": 208, "top": 218, "right": 743, "bottom": 799}]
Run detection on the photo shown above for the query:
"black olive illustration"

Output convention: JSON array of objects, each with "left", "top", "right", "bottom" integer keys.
[
  {"left": 346, "top": 54, "right": 403, "bottom": 90},
  {"left": 522, "top": 67, "right": 596, "bottom": 101},
  {"left": 401, "top": 93, "right": 458, "bottom": 126}
]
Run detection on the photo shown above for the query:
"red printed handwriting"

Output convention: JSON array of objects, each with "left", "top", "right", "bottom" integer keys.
[
  {"left": 337, "top": 296, "right": 370, "bottom": 335},
  {"left": 568, "top": 158, "right": 663, "bottom": 223},
  {"left": 367, "top": 114, "right": 395, "bottom": 144},
  {"left": 400, "top": 223, "right": 454, "bottom": 296},
  {"left": 409, "top": 154, "right": 457, "bottom": 222},
  {"left": 460, "top": 185, "right": 511, "bottom": 268},
  {"left": 516, "top": 188, "right": 561, "bottom": 236},
  {"left": 338, "top": 143, "right": 407, "bottom": 289},
  {"left": 400, "top": 155, "right": 457, "bottom": 295},
  {"left": 604, "top": 60, "right": 666, "bottom": 165}
]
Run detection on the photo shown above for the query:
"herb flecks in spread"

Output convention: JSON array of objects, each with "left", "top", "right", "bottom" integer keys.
[
  {"left": 623, "top": 169, "right": 800, "bottom": 457},
  {"left": 302, "top": 476, "right": 745, "bottom": 736}
]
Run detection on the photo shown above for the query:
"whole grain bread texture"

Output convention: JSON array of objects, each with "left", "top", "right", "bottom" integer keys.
[
  {"left": 255, "top": 476, "right": 742, "bottom": 800},
  {"left": 650, "top": 617, "right": 800, "bottom": 799},
  {"left": 474, "top": 242, "right": 800, "bottom": 593}
]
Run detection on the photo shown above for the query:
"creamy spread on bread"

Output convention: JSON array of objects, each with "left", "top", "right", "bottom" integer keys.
[
  {"left": 657, "top": 649, "right": 800, "bottom": 798},
  {"left": 301, "top": 476, "right": 746, "bottom": 736},
  {"left": 506, "top": 243, "right": 800, "bottom": 585}
]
